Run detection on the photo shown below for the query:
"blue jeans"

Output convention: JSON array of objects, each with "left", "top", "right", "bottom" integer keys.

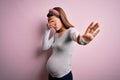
[{"left": 49, "top": 71, "right": 73, "bottom": 80}]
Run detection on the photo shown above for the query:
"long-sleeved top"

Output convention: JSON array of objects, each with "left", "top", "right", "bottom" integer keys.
[{"left": 42, "top": 26, "right": 84, "bottom": 78}]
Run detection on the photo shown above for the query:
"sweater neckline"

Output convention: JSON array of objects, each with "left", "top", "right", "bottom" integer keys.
[{"left": 56, "top": 28, "right": 72, "bottom": 39}]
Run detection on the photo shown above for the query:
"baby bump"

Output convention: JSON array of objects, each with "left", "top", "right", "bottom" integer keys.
[{"left": 46, "top": 55, "right": 71, "bottom": 76}]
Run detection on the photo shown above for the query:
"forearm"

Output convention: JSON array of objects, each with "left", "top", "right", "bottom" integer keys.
[{"left": 42, "top": 26, "right": 54, "bottom": 50}]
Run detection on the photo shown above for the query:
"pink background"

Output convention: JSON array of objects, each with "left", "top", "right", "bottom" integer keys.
[{"left": 0, "top": 0, "right": 120, "bottom": 80}]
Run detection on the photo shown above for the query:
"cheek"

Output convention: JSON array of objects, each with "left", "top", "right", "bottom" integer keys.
[{"left": 56, "top": 20, "right": 62, "bottom": 27}]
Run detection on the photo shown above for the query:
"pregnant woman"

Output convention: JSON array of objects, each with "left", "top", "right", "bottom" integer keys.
[{"left": 42, "top": 7, "right": 100, "bottom": 80}]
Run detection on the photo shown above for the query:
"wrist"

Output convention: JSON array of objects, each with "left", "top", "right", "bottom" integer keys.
[
  {"left": 46, "top": 24, "right": 51, "bottom": 29},
  {"left": 80, "top": 36, "right": 90, "bottom": 45}
]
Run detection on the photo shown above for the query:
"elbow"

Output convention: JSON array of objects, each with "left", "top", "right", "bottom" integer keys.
[
  {"left": 42, "top": 46, "right": 48, "bottom": 51},
  {"left": 42, "top": 45, "right": 50, "bottom": 51}
]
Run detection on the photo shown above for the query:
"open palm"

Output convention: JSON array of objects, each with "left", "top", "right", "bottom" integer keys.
[{"left": 82, "top": 22, "right": 100, "bottom": 43}]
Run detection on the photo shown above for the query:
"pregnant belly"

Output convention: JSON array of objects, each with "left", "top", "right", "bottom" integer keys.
[{"left": 46, "top": 55, "right": 71, "bottom": 77}]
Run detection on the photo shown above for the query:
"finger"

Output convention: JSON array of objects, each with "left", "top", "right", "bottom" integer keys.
[
  {"left": 90, "top": 29, "right": 94, "bottom": 33},
  {"left": 47, "top": 23, "right": 51, "bottom": 29},
  {"left": 88, "top": 22, "right": 94, "bottom": 29},
  {"left": 85, "top": 22, "right": 94, "bottom": 34},
  {"left": 93, "top": 29, "right": 100, "bottom": 37},
  {"left": 48, "top": 20, "right": 55, "bottom": 23},
  {"left": 92, "top": 23, "right": 99, "bottom": 31},
  {"left": 47, "top": 23, "right": 54, "bottom": 28},
  {"left": 48, "top": 21, "right": 55, "bottom": 26},
  {"left": 90, "top": 23, "right": 99, "bottom": 33}
]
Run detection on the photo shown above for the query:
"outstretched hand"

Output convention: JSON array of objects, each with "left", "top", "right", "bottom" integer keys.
[{"left": 82, "top": 22, "right": 100, "bottom": 43}]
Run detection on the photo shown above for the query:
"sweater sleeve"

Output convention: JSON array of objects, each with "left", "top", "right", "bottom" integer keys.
[
  {"left": 69, "top": 28, "right": 80, "bottom": 42},
  {"left": 42, "top": 27, "right": 55, "bottom": 50},
  {"left": 70, "top": 28, "right": 88, "bottom": 45}
]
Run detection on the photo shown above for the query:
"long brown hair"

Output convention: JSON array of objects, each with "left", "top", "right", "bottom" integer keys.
[{"left": 47, "top": 7, "right": 74, "bottom": 29}]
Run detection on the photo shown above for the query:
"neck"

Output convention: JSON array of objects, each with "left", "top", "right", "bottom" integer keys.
[{"left": 56, "top": 26, "right": 66, "bottom": 33}]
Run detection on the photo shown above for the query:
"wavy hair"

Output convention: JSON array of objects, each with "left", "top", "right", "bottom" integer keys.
[{"left": 47, "top": 7, "right": 74, "bottom": 29}]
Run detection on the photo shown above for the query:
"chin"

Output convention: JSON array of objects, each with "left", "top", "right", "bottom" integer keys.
[
  {"left": 55, "top": 28, "right": 59, "bottom": 31},
  {"left": 56, "top": 29, "right": 61, "bottom": 33}
]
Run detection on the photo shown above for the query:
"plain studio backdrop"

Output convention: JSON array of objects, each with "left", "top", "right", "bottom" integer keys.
[{"left": 0, "top": 0, "right": 120, "bottom": 80}]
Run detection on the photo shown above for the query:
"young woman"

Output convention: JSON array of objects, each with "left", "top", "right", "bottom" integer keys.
[{"left": 42, "top": 7, "right": 100, "bottom": 80}]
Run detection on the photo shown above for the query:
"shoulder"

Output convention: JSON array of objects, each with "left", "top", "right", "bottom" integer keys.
[{"left": 68, "top": 27, "right": 78, "bottom": 33}]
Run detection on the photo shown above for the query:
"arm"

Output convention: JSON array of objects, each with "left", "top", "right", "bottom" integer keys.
[
  {"left": 42, "top": 26, "right": 54, "bottom": 50},
  {"left": 70, "top": 22, "right": 100, "bottom": 45},
  {"left": 70, "top": 28, "right": 87, "bottom": 45}
]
